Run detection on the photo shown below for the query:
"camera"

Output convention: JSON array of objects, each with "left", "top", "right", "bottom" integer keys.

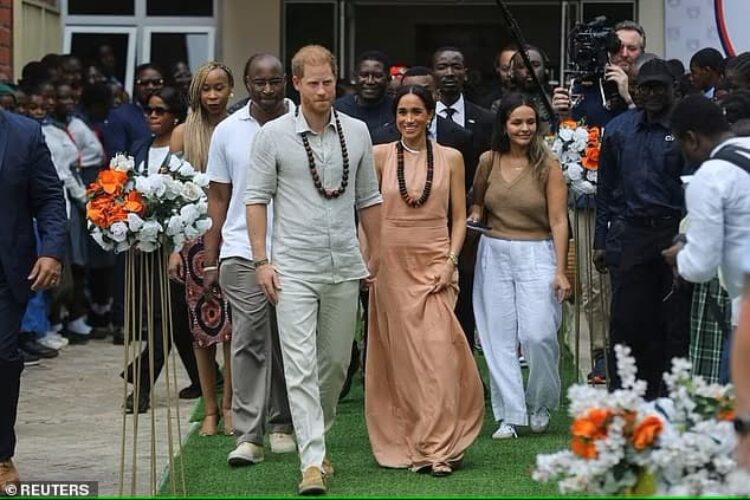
[{"left": 567, "top": 16, "right": 622, "bottom": 102}]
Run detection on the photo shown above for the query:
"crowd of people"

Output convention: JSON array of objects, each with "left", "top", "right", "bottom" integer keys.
[{"left": 1, "top": 17, "right": 750, "bottom": 496}]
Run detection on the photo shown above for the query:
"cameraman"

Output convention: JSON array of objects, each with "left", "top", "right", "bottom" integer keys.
[
  {"left": 553, "top": 20, "right": 645, "bottom": 126},
  {"left": 554, "top": 21, "right": 645, "bottom": 384}
]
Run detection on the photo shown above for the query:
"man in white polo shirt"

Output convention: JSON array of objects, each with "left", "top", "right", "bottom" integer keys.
[{"left": 203, "top": 54, "right": 295, "bottom": 466}]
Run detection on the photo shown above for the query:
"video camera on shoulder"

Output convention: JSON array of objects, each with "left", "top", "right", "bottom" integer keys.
[{"left": 567, "top": 16, "right": 622, "bottom": 104}]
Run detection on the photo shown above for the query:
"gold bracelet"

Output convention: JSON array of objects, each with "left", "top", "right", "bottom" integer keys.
[{"left": 447, "top": 251, "right": 459, "bottom": 266}]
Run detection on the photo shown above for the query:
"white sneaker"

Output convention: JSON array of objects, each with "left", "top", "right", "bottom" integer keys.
[
  {"left": 269, "top": 432, "right": 296, "bottom": 454},
  {"left": 67, "top": 317, "right": 92, "bottom": 335},
  {"left": 530, "top": 407, "right": 551, "bottom": 433},
  {"left": 37, "top": 335, "right": 65, "bottom": 350},
  {"left": 227, "top": 442, "right": 264, "bottom": 466},
  {"left": 492, "top": 422, "right": 517, "bottom": 439},
  {"left": 49, "top": 333, "right": 69, "bottom": 347}
]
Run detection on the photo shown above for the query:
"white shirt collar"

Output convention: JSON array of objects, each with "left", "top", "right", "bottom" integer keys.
[
  {"left": 436, "top": 94, "right": 465, "bottom": 127},
  {"left": 240, "top": 98, "right": 296, "bottom": 122}
]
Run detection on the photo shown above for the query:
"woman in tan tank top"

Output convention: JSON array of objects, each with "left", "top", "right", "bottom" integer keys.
[{"left": 468, "top": 93, "right": 570, "bottom": 440}]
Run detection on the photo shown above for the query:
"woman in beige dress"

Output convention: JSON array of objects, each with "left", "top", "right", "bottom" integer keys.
[{"left": 365, "top": 85, "right": 484, "bottom": 477}]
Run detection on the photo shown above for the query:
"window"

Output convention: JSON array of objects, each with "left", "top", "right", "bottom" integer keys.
[
  {"left": 146, "top": 0, "right": 213, "bottom": 17},
  {"left": 142, "top": 28, "right": 215, "bottom": 76},
  {"left": 64, "top": 27, "right": 137, "bottom": 92},
  {"left": 68, "top": 0, "right": 135, "bottom": 16}
]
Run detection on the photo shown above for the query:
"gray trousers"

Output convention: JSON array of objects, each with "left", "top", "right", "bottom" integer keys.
[
  {"left": 274, "top": 277, "right": 359, "bottom": 471},
  {"left": 220, "top": 257, "right": 292, "bottom": 445}
]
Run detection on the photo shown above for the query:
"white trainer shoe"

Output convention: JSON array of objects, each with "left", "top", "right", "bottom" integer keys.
[
  {"left": 492, "top": 422, "right": 517, "bottom": 439},
  {"left": 38, "top": 335, "right": 65, "bottom": 350},
  {"left": 269, "top": 432, "right": 296, "bottom": 454},
  {"left": 227, "top": 442, "right": 264, "bottom": 466},
  {"left": 530, "top": 407, "right": 551, "bottom": 433}
]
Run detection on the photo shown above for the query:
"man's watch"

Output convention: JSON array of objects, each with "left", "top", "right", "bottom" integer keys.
[{"left": 734, "top": 413, "right": 750, "bottom": 436}]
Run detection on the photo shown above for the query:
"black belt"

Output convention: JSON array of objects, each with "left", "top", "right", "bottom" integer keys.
[{"left": 621, "top": 215, "right": 680, "bottom": 228}]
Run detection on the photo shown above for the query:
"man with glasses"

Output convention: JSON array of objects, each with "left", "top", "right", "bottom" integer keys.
[
  {"left": 203, "top": 54, "right": 296, "bottom": 466},
  {"left": 595, "top": 59, "right": 691, "bottom": 399},
  {"left": 334, "top": 50, "right": 393, "bottom": 134}
]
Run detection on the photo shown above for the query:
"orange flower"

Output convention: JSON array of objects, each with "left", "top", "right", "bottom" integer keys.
[
  {"left": 98, "top": 169, "right": 129, "bottom": 195},
  {"left": 571, "top": 436, "right": 598, "bottom": 459},
  {"left": 123, "top": 191, "right": 145, "bottom": 215},
  {"left": 570, "top": 407, "right": 612, "bottom": 459},
  {"left": 582, "top": 146, "right": 600, "bottom": 170},
  {"left": 108, "top": 203, "right": 129, "bottom": 224},
  {"left": 86, "top": 195, "right": 115, "bottom": 228},
  {"left": 587, "top": 126, "right": 601, "bottom": 144},
  {"left": 717, "top": 409, "right": 736, "bottom": 421},
  {"left": 561, "top": 118, "right": 578, "bottom": 128},
  {"left": 632, "top": 414, "right": 663, "bottom": 450}
]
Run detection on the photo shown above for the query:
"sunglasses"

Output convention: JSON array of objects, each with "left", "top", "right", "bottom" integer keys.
[{"left": 144, "top": 106, "right": 170, "bottom": 116}]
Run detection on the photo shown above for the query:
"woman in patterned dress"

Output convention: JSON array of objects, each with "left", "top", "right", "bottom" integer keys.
[{"left": 168, "top": 62, "right": 234, "bottom": 436}]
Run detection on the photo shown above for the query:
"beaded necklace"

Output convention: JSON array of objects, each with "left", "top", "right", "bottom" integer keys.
[
  {"left": 296, "top": 106, "right": 349, "bottom": 199},
  {"left": 396, "top": 139, "right": 434, "bottom": 208}
]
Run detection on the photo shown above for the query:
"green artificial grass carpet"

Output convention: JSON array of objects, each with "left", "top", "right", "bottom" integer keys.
[{"left": 162, "top": 348, "right": 578, "bottom": 498}]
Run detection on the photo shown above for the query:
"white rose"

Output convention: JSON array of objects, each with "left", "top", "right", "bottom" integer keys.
[
  {"left": 135, "top": 176, "right": 155, "bottom": 196},
  {"left": 180, "top": 204, "right": 200, "bottom": 225},
  {"left": 551, "top": 138, "right": 563, "bottom": 158},
  {"left": 586, "top": 170, "right": 598, "bottom": 184},
  {"left": 172, "top": 234, "right": 186, "bottom": 252},
  {"left": 571, "top": 136, "right": 588, "bottom": 152},
  {"left": 163, "top": 177, "right": 182, "bottom": 200},
  {"left": 166, "top": 215, "right": 184, "bottom": 236},
  {"left": 565, "top": 163, "right": 584, "bottom": 182},
  {"left": 110, "top": 154, "right": 135, "bottom": 172},
  {"left": 195, "top": 218, "right": 213, "bottom": 235},
  {"left": 151, "top": 175, "right": 168, "bottom": 198},
  {"left": 184, "top": 224, "right": 200, "bottom": 241},
  {"left": 558, "top": 127, "right": 574, "bottom": 142},
  {"left": 560, "top": 150, "right": 580, "bottom": 165},
  {"left": 168, "top": 155, "right": 183, "bottom": 172},
  {"left": 573, "top": 127, "right": 589, "bottom": 142},
  {"left": 196, "top": 199, "right": 208, "bottom": 214},
  {"left": 91, "top": 228, "right": 114, "bottom": 251},
  {"left": 576, "top": 180, "right": 596, "bottom": 195},
  {"left": 136, "top": 240, "right": 159, "bottom": 253},
  {"left": 139, "top": 220, "right": 162, "bottom": 242},
  {"left": 193, "top": 173, "right": 210, "bottom": 188},
  {"left": 127, "top": 213, "right": 144, "bottom": 232},
  {"left": 180, "top": 181, "right": 203, "bottom": 202},
  {"left": 109, "top": 221, "right": 129, "bottom": 243},
  {"left": 115, "top": 240, "right": 131, "bottom": 253},
  {"left": 179, "top": 163, "right": 196, "bottom": 178}
]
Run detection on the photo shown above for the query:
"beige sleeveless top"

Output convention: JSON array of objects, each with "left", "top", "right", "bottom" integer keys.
[{"left": 472, "top": 151, "right": 552, "bottom": 240}]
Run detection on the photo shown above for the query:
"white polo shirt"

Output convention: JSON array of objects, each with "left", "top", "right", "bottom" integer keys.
[{"left": 206, "top": 99, "right": 294, "bottom": 260}]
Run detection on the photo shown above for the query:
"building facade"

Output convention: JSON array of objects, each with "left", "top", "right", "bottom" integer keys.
[{"left": 5, "top": 0, "right": 665, "bottom": 101}]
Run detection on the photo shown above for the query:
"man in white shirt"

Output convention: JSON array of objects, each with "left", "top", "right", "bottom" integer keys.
[
  {"left": 203, "top": 54, "right": 295, "bottom": 466},
  {"left": 663, "top": 95, "right": 750, "bottom": 328}
]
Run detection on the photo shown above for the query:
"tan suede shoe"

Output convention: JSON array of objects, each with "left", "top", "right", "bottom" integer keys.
[
  {"left": 0, "top": 459, "right": 20, "bottom": 496},
  {"left": 322, "top": 456, "right": 334, "bottom": 477},
  {"left": 298, "top": 466, "right": 326, "bottom": 496}
]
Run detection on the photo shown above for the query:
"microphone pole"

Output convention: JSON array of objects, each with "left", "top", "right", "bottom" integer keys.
[{"left": 495, "top": 0, "right": 558, "bottom": 129}]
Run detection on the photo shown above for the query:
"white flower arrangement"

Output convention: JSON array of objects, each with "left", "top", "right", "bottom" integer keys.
[
  {"left": 548, "top": 119, "right": 601, "bottom": 196},
  {"left": 86, "top": 153, "right": 212, "bottom": 253},
  {"left": 533, "top": 345, "right": 749, "bottom": 496}
]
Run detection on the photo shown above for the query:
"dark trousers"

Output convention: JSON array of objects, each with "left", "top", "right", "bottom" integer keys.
[
  {"left": 122, "top": 269, "right": 198, "bottom": 392},
  {"left": 456, "top": 236, "right": 477, "bottom": 350},
  {"left": 0, "top": 267, "right": 28, "bottom": 460},
  {"left": 608, "top": 220, "right": 691, "bottom": 399}
]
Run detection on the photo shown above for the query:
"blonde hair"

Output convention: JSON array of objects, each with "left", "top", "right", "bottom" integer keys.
[
  {"left": 291, "top": 45, "right": 337, "bottom": 79},
  {"left": 183, "top": 61, "right": 234, "bottom": 172}
]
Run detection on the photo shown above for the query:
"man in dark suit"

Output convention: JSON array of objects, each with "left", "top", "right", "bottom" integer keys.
[
  {"left": 431, "top": 47, "right": 495, "bottom": 351},
  {"left": 371, "top": 66, "right": 472, "bottom": 167},
  {"left": 0, "top": 109, "right": 67, "bottom": 490}
]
